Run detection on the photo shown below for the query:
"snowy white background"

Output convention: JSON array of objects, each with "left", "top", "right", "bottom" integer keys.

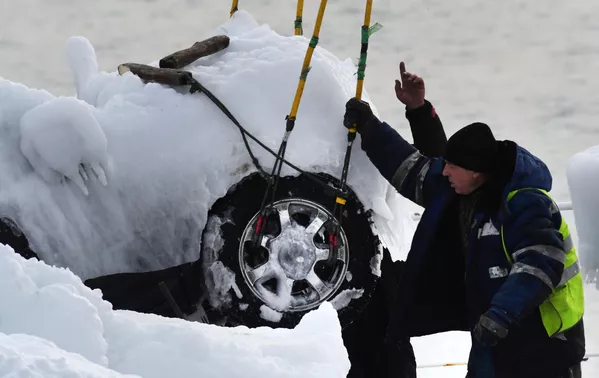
[{"left": 0, "top": 0, "right": 597, "bottom": 376}]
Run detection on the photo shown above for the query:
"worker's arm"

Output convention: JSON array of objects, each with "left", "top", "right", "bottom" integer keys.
[
  {"left": 484, "top": 191, "right": 566, "bottom": 333},
  {"left": 394, "top": 62, "right": 447, "bottom": 157},
  {"left": 358, "top": 115, "right": 445, "bottom": 208},
  {"left": 406, "top": 100, "right": 447, "bottom": 157}
]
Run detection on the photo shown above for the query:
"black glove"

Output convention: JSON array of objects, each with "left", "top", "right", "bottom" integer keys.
[
  {"left": 343, "top": 97, "right": 377, "bottom": 131},
  {"left": 473, "top": 308, "right": 511, "bottom": 347}
]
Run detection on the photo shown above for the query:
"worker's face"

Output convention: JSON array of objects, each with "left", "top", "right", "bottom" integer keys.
[{"left": 442, "top": 161, "right": 485, "bottom": 195}]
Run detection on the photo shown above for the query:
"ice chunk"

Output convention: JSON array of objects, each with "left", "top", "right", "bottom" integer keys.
[
  {"left": 329, "top": 288, "right": 364, "bottom": 311},
  {"left": 345, "top": 271, "right": 353, "bottom": 282},
  {"left": 207, "top": 261, "right": 237, "bottom": 308},
  {"left": 260, "top": 305, "right": 283, "bottom": 323},
  {"left": 370, "top": 251, "right": 383, "bottom": 277},
  {"left": 19, "top": 96, "right": 110, "bottom": 196},
  {"left": 256, "top": 280, "right": 294, "bottom": 312},
  {"left": 66, "top": 36, "right": 99, "bottom": 102},
  {"left": 215, "top": 10, "right": 261, "bottom": 37},
  {"left": 567, "top": 145, "right": 599, "bottom": 280}
]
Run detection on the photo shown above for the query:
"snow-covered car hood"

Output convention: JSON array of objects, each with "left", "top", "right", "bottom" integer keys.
[{"left": 0, "top": 11, "right": 418, "bottom": 280}]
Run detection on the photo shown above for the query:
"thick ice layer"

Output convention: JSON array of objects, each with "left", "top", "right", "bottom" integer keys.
[
  {"left": 0, "top": 10, "right": 416, "bottom": 280},
  {"left": 0, "top": 245, "right": 351, "bottom": 378},
  {"left": 567, "top": 145, "right": 599, "bottom": 277}
]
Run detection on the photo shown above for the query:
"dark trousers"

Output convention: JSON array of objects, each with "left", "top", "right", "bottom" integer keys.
[{"left": 342, "top": 250, "right": 416, "bottom": 378}]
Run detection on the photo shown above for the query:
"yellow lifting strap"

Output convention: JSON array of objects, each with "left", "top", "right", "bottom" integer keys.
[
  {"left": 295, "top": 0, "right": 304, "bottom": 36},
  {"left": 287, "top": 0, "right": 328, "bottom": 121},
  {"left": 335, "top": 0, "right": 381, "bottom": 206},
  {"left": 230, "top": 0, "right": 239, "bottom": 17},
  {"left": 335, "top": 197, "right": 347, "bottom": 205},
  {"left": 349, "top": 0, "right": 382, "bottom": 131},
  {"left": 355, "top": 0, "right": 373, "bottom": 101}
]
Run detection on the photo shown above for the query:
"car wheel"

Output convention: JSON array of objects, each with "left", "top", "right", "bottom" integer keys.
[{"left": 201, "top": 172, "right": 381, "bottom": 329}]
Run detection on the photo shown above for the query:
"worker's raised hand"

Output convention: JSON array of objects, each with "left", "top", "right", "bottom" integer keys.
[{"left": 395, "top": 62, "right": 425, "bottom": 109}]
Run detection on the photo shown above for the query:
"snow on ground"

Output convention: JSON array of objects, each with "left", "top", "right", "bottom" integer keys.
[
  {"left": 0, "top": 10, "right": 417, "bottom": 281},
  {"left": 0, "top": 333, "right": 137, "bottom": 378},
  {"left": 0, "top": 245, "right": 350, "bottom": 378}
]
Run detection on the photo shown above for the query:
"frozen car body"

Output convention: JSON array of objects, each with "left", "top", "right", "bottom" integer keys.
[{"left": 0, "top": 11, "right": 417, "bottom": 282}]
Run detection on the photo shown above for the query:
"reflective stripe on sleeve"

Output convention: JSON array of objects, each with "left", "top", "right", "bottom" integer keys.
[
  {"left": 512, "top": 245, "right": 567, "bottom": 264},
  {"left": 510, "top": 262, "right": 555, "bottom": 290}
]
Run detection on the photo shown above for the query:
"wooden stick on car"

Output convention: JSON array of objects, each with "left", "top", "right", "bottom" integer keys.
[
  {"left": 159, "top": 35, "right": 230, "bottom": 69},
  {"left": 118, "top": 63, "right": 194, "bottom": 87}
]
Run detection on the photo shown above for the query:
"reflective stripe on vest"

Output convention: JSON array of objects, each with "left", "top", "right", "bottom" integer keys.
[{"left": 500, "top": 188, "right": 585, "bottom": 337}]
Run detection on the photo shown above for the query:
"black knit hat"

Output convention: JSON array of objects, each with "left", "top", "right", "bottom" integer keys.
[{"left": 444, "top": 122, "right": 498, "bottom": 173}]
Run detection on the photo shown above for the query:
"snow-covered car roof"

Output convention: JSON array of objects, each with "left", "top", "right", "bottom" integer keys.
[{"left": 0, "top": 11, "right": 418, "bottom": 280}]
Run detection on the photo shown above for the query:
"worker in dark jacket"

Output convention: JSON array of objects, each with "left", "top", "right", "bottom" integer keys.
[{"left": 342, "top": 73, "right": 586, "bottom": 377}]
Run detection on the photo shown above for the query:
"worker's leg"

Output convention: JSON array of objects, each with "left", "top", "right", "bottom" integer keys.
[
  {"left": 343, "top": 249, "right": 416, "bottom": 378},
  {"left": 563, "top": 362, "right": 581, "bottom": 378}
]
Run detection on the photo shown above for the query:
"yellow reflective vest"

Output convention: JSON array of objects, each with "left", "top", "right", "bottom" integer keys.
[{"left": 501, "top": 188, "right": 584, "bottom": 337}]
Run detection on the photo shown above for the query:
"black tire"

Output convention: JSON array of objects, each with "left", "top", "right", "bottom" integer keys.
[
  {"left": 0, "top": 217, "right": 38, "bottom": 260},
  {"left": 200, "top": 172, "right": 381, "bottom": 329}
]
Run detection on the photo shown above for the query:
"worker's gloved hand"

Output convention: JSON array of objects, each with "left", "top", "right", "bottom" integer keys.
[
  {"left": 473, "top": 307, "right": 512, "bottom": 347},
  {"left": 343, "top": 97, "right": 377, "bottom": 131}
]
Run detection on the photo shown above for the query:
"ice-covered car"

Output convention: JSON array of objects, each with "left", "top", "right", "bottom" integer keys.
[{"left": 0, "top": 11, "right": 418, "bottom": 331}]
